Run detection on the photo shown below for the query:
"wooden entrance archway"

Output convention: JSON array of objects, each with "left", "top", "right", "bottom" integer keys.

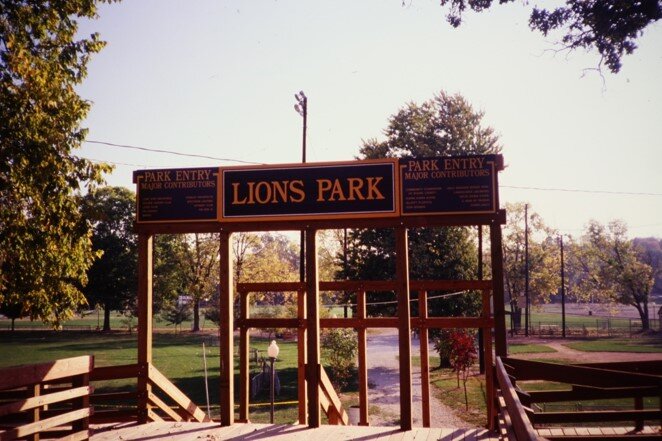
[{"left": 133, "top": 155, "right": 507, "bottom": 430}]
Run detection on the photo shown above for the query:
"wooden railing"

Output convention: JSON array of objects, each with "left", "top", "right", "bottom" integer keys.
[
  {"left": 90, "top": 362, "right": 211, "bottom": 424},
  {"left": 319, "top": 366, "right": 348, "bottom": 425},
  {"left": 495, "top": 357, "right": 540, "bottom": 441},
  {"left": 497, "top": 357, "right": 662, "bottom": 440},
  {"left": 0, "top": 355, "right": 93, "bottom": 441}
]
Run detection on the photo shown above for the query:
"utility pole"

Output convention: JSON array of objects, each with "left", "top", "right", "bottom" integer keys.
[
  {"left": 524, "top": 203, "right": 530, "bottom": 337},
  {"left": 294, "top": 91, "right": 307, "bottom": 284},
  {"left": 559, "top": 234, "right": 566, "bottom": 338}
]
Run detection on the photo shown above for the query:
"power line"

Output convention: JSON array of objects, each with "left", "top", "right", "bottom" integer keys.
[
  {"left": 502, "top": 185, "right": 662, "bottom": 197},
  {"left": 85, "top": 140, "right": 263, "bottom": 165}
]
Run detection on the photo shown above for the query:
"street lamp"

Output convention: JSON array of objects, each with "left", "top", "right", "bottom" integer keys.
[{"left": 267, "top": 340, "right": 280, "bottom": 423}]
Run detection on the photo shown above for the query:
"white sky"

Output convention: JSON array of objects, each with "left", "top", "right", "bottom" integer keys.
[{"left": 76, "top": 0, "right": 662, "bottom": 239}]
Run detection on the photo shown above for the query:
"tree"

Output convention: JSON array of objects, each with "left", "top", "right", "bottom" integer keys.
[
  {"left": 153, "top": 234, "right": 190, "bottom": 314},
  {"left": 438, "top": 0, "right": 662, "bottom": 73},
  {"left": 182, "top": 233, "right": 220, "bottom": 332},
  {"left": 340, "top": 91, "right": 499, "bottom": 328},
  {"left": 82, "top": 187, "right": 137, "bottom": 331},
  {"left": 1, "top": 1, "right": 113, "bottom": 327},
  {"left": 502, "top": 203, "right": 560, "bottom": 332},
  {"left": 321, "top": 327, "right": 358, "bottom": 392},
  {"left": 161, "top": 299, "right": 192, "bottom": 334},
  {"left": 574, "top": 220, "right": 655, "bottom": 330},
  {"left": 447, "top": 329, "right": 477, "bottom": 411}
]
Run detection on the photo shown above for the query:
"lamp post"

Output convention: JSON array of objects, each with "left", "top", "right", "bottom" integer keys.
[
  {"left": 294, "top": 91, "right": 307, "bottom": 284},
  {"left": 267, "top": 340, "right": 280, "bottom": 423},
  {"left": 559, "top": 234, "right": 567, "bottom": 338}
]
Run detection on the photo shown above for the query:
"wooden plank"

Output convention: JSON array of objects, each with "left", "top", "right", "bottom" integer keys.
[
  {"left": 490, "top": 222, "right": 507, "bottom": 357},
  {"left": 147, "top": 364, "right": 210, "bottom": 423},
  {"left": 147, "top": 391, "right": 182, "bottom": 422},
  {"left": 418, "top": 291, "right": 430, "bottom": 428},
  {"left": 545, "top": 436, "right": 662, "bottom": 441},
  {"left": 528, "top": 386, "right": 658, "bottom": 403},
  {"left": 483, "top": 290, "right": 496, "bottom": 430},
  {"left": 219, "top": 231, "right": 234, "bottom": 426},
  {"left": 90, "top": 364, "right": 139, "bottom": 382},
  {"left": 137, "top": 233, "right": 153, "bottom": 425},
  {"left": 53, "top": 429, "right": 89, "bottom": 441},
  {"left": 239, "top": 290, "right": 250, "bottom": 423},
  {"left": 297, "top": 289, "right": 307, "bottom": 425},
  {"left": 146, "top": 408, "right": 163, "bottom": 422},
  {"left": 0, "top": 407, "right": 89, "bottom": 440},
  {"left": 531, "top": 409, "right": 660, "bottom": 424},
  {"left": 306, "top": 228, "right": 321, "bottom": 428},
  {"left": 395, "top": 227, "right": 412, "bottom": 431},
  {"left": 0, "top": 356, "right": 93, "bottom": 391},
  {"left": 71, "top": 371, "right": 90, "bottom": 433},
  {"left": 0, "top": 386, "right": 91, "bottom": 418},
  {"left": 495, "top": 357, "right": 539, "bottom": 441},
  {"left": 577, "top": 360, "right": 662, "bottom": 376},
  {"left": 503, "top": 357, "right": 661, "bottom": 387},
  {"left": 319, "top": 367, "right": 347, "bottom": 425},
  {"left": 134, "top": 210, "right": 506, "bottom": 235},
  {"left": 357, "top": 290, "right": 369, "bottom": 426}
]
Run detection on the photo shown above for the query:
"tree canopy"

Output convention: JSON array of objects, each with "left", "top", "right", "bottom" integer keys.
[
  {"left": 82, "top": 186, "right": 137, "bottom": 331},
  {"left": 0, "top": 0, "right": 113, "bottom": 327},
  {"left": 438, "top": 0, "right": 662, "bottom": 73},
  {"left": 342, "top": 91, "right": 500, "bottom": 320}
]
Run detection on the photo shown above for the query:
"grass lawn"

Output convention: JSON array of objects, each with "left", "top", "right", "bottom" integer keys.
[
  {"left": 507, "top": 343, "right": 557, "bottom": 354},
  {"left": 565, "top": 337, "right": 662, "bottom": 353}
]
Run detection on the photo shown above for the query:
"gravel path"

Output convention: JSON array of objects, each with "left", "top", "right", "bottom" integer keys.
[{"left": 364, "top": 329, "right": 471, "bottom": 428}]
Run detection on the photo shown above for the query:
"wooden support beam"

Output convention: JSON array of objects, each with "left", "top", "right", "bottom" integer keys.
[
  {"left": 490, "top": 222, "right": 507, "bottom": 357},
  {"left": 137, "top": 233, "right": 153, "bottom": 424},
  {"left": 297, "top": 289, "right": 307, "bottom": 425},
  {"left": 482, "top": 289, "right": 496, "bottom": 430},
  {"left": 395, "top": 227, "right": 412, "bottom": 431},
  {"left": 239, "top": 290, "right": 250, "bottom": 423},
  {"left": 357, "top": 290, "right": 369, "bottom": 426},
  {"left": 418, "top": 291, "right": 430, "bottom": 428},
  {"left": 219, "top": 231, "right": 234, "bottom": 426},
  {"left": 305, "top": 228, "right": 321, "bottom": 428}
]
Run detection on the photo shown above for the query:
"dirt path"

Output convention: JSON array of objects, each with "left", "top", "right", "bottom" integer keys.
[
  {"left": 365, "top": 329, "right": 471, "bottom": 428},
  {"left": 511, "top": 338, "right": 662, "bottom": 362}
]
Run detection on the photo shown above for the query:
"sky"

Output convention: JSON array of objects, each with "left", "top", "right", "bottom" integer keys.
[{"left": 76, "top": 0, "right": 662, "bottom": 239}]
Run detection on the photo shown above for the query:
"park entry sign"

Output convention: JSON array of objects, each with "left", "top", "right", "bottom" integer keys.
[{"left": 133, "top": 154, "right": 502, "bottom": 223}]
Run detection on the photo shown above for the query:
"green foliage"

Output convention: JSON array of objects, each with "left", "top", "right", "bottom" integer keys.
[
  {"left": 341, "top": 91, "right": 498, "bottom": 322},
  {"left": 0, "top": 0, "right": 115, "bottom": 327},
  {"left": 438, "top": 0, "right": 662, "bottom": 73},
  {"left": 161, "top": 301, "right": 192, "bottom": 333},
  {"left": 153, "top": 234, "right": 190, "bottom": 312},
  {"left": 502, "top": 202, "right": 560, "bottom": 330},
  {"left": 321, "top": 327, "right": 358, "bottom": 392},
  {"left": 571, "top": 220, "right": 655, "bottom": 330},
  {"left": 82, "top": 186, "right": 137, "bottom": 331}
]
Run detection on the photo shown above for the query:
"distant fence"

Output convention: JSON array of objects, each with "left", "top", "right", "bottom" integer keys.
[
  {"left": 0, "top": 324, "right": 93, "bottom": 332},
  {"left": 510, "top": 317, "right": 660, "bottom": 338}
]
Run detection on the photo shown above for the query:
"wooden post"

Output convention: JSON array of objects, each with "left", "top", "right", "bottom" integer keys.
[
  {"left": 239, "top": 290, "right": 249, "bottom": 423},
  {"left": 137, "top": 233, "right": 153, "bottom": 424},
  {"left": 396, "top": 227, "right": 413, "bottom": 431},
  {"left": 305, "top": 228, "right": 321, "bottom": 427},
  {"left": 490, "top": 222, "right": 507, "bottom": 357},
  {"left": 219, "top": 231, "right": 234, "bottom": 426},
  {"left": 419, "top": 290, "right": 431, "bottom": 428},
  {"left": 357, "top": 290, "right": 369, "bottom": 426},
  {"left": 31, "top": 384, "right": 40, "bottom": 441},
  {"left": 482, "top": 289, "right": 496, "bottom": 430},
  {"left": 297, "top": 288, "right": 307, "bottom": 425}
]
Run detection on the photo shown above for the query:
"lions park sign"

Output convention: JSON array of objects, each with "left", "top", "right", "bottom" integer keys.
[{"left": 133, "top": 155, "right": 502, "bottom": 223}]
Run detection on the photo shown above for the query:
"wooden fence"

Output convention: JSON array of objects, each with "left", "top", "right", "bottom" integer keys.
[{"left": 0, "top": 356, "right": 93, "bottom": 441}]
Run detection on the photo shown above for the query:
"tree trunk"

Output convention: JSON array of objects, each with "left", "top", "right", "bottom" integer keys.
[
  {"left": 103, "top": 305, "right": 111, "bottom": 332},
  {"left": 634, "top": 301, "right": 650, "bottom": 331},
  {"left": 192, "top": 299, "right": 200, "bottom": 332},
  {"left": 11, "top": 318, "right": 15, "bottom": 332}
]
